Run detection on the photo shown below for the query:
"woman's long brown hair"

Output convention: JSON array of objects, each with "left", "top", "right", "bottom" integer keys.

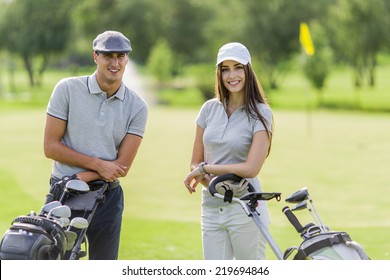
[{"left": 215, "top": 63, "right": 273, "bottom": 156}]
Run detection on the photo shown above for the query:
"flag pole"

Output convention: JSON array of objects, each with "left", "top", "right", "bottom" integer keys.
[{"left": 299, "top": 22, "right": 315, "bottom": 138}]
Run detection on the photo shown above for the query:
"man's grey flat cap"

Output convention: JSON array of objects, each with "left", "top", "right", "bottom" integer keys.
[{"left": 93, "top": 31, "right": 132, "bottom": 53}]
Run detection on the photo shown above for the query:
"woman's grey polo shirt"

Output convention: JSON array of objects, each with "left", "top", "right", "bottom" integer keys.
[
  {"left": 47, "top": 72, "right": 148, "bottom": 178},
  {"left": 196, "top": 98, "right": 273, "bottom": 214}
]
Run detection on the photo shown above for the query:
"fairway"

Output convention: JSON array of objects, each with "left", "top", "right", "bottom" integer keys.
[{"left": 0, "top": 107, "right": 389, "bottom": 260}]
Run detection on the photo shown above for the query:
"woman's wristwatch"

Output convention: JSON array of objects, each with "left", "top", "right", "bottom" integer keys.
[{"left": 198, "top": 162, "right": 209, "bottom": 175}]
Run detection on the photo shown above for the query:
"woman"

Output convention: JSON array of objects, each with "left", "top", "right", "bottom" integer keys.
[{"left": 183, "top": 42, "right": 273, "bottom": 260}]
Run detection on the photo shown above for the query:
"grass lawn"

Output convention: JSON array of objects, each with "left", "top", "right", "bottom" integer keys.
[
  {"left": 267, "top": 63, "right": 390, "bottom": 112},
  {"left": 0, "top": 106, "right": 389, "bottom": 260}
]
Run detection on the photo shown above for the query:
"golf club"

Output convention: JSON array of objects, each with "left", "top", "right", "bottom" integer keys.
[
  {"left": 285, "top": 187, "right": 309, "bottom": 203},
  {"left": 291, "top": 200, "right": 323, "bottom": 231},
  {"left": 291, "top": 200, "right": 308, "bottom": 211},
  {"left": 39, "top": 201, "right": 62, "bottom": 216},
  {"left": 67, "top": 217, "right": 90, "bottom": 260},
  {"left": 67, "top": 217, "right": 89, "bottom": 231},
  {"left": 65, "top": 231, "right": 78, "bottom": 251},
  {"left": 47, "top": 205, "right": 71, "bottom": 220},
  {"left": 282, "top": 205, "right": 322, "bottom": 239},
  {"left": 285, "top": 187, "right": 327, "bottom": 233},
  {"left": 59, "top": 180, "right": 90, "bottom": 202},
  {"left": 57, "top": 217, "right": 70, "bottom": 228},
  {"left": 282, "top": 206, "right": 304, "bottom": 234}
]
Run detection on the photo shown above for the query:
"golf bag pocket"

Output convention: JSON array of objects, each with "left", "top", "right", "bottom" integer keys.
[
  {"left": 0, "top": 216, "right": 68, "bottom": 260},
  {"left": 293, "top": 231, "right": 369, "bottom": 260}
]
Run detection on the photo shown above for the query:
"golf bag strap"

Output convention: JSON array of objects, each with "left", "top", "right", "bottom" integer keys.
[
  {"left": 14, "top": 216, "right": 59, "bottom": 233},
  {"left": 294, "top": 232, "right": 352, "bottom": 260}
]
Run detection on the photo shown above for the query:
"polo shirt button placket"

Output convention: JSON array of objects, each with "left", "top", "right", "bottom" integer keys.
[{"left": 100, "top": 100, "right": 108, "bottom": 118}]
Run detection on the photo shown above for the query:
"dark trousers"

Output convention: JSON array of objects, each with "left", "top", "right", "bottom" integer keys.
[{"left": 86, "top": 186, "right": 124, "bottom": 260}]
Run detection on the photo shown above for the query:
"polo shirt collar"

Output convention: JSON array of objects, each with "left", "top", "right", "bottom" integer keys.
[{"left": 87, "top": 72, "right": 126, "bottom": 101}]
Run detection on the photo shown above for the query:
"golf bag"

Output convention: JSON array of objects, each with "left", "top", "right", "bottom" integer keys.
[
  {"left": 0, "top": 177, "right": 108, "bottom": 260},
  {"left": 0, "top": 215, "right": 68, "bottom": 260},
  {"left": 283, "top": 187, "right": 370, "bottom": 260},
  {"left": 208, "top": 174, "right": 370, "bottom": 260},
  {"left": 288, "top": 231, "right": 369, "bottom": 260}
]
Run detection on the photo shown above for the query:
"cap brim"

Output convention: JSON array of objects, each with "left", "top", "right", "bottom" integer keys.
[
  {"left": 216, "top": 56, "right": 249, "bottom": 66},
  {"left": 95, "top": 50, "right": 130, "bottom": 54}
]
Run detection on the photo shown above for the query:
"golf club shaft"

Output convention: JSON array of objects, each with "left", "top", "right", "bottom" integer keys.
[
  {"left": 307, "top": 197, "right": 327, "bottom": 232},
  {"left": 305, "top": 204, "right": 322, "bottom": 229},
  {"left": 69, "top": 228, "right": 86, "bottom": 260}
]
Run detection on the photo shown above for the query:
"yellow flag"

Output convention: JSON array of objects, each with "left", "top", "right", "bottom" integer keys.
[{"left": 299, "top": 22, "right": 315, "bottom": 56}]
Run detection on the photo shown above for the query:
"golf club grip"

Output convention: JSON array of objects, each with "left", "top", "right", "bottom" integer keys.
[
  {"left": 44, "top": 193, "right": 54, "bottom": 204},
  {"left": 282, "top": 206, "right": 304, "bottom": 233}
]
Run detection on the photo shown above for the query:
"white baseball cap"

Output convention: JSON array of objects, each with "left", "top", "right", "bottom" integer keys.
[{"left": 216, "top": 42, "right": 251, "bottom": 66}]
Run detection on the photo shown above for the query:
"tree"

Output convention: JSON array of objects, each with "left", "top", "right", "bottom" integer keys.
[
  {"left": 226, "top": 0, "right": 332, "bottom": 89},
  {"left": 74, "top": 0, "right": 169, "bottom": 64},
  {"left": 0, "top": 0, "right": 75, "bottom": 86},
  {"left": 75, "top": 0, "right": 214, "bottom": 65},
  {"left": 326, "top": 0, "right": 389, "bottom": 87},
  {"left": 164, "top": 0, "right": 213, "bottom": 64},
  {"left": 147, "top": 39, "right": 174, "bottom": 84}
]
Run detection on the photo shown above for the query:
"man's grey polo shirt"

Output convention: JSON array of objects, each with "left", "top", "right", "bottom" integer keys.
[{"left": 47, "top": 72, "right": 148, "bottom": 178}]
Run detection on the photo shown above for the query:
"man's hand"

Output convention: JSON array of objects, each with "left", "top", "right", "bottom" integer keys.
[{"left": 94, "top": 159, "right": 127, "bottom": 182}]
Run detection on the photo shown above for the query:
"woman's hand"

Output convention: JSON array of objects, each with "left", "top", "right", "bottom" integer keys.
[{"left": 183, "top": 167, "right": 204, "bottom": 194}]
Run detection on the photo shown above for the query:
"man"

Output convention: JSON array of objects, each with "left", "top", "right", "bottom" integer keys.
[{"left": 44, "top": 31, "right": 148, "bottom": 259}]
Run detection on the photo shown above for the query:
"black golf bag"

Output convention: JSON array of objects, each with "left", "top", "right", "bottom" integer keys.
[
  {"left": 0, "top": 215, "right": 68, "bottom": 260},
  {"left": 0, "top": 176, "right": 108, "bottom": 260}
]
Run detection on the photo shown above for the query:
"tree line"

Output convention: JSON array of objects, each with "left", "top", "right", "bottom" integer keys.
[{"left": 0, "top": 0, "right": 389, "bottom": 91}]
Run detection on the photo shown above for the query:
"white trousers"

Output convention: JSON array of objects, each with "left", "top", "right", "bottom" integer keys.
[{"left": 201, "top": 202, "right": 268, "bottom": 260}]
